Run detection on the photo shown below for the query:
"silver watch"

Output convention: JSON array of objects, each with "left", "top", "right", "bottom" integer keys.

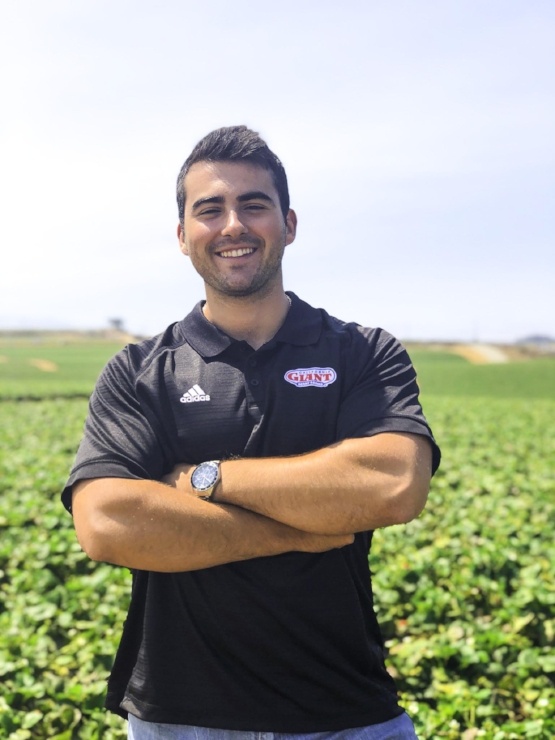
[{"left": 190, "top": 460, "right": 221, "bottom": 500}]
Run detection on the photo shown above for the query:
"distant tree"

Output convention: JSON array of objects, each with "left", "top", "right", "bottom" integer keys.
[{"left": 108, "top": 318, "right": 126, "bottom": 333}]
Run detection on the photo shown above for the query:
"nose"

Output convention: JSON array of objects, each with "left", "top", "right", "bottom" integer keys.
[{"left": 221, "top": 209, "right": 247, "bottom": 238}]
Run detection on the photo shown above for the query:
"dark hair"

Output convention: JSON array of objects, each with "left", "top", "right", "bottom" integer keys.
[{"left": 176, "top": 125, "right": 290, "bottom": 226}]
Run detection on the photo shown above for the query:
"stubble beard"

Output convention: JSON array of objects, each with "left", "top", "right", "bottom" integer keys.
[{"left": 203, "top": 236, "right": 286, "bottom": 300}]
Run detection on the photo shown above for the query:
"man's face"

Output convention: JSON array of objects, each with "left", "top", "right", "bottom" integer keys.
[{"left": 178, "top": 161, "right": 296, "bottom": 299}]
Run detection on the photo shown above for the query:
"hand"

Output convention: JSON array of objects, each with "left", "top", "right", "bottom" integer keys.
[{"left": 162, "top": 463, "right": 194, "bottom": 490}]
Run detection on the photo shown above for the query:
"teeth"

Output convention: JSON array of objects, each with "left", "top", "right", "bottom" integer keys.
[{"left": 219, "top": 248, "right": 255, "bottom": 258}]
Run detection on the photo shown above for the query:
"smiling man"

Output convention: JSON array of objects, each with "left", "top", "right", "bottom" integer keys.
[{"left": 63, "top": 126, "right": 440, "bottom": 740}]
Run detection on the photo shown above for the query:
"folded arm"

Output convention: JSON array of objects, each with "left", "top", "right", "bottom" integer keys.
[
  {"left": 71, "top": 478, "right": 353, "bottom": 573},
  {"left": 169, "top": 432, "right": 433, "bottom": 535},
  {"left": 72, "top": 432, "right": 431, "bottom": 571}
]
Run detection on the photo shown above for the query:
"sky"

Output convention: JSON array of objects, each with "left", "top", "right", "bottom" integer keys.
[{"left": 1, "top": 0, "right": 553, "bottom": 343}]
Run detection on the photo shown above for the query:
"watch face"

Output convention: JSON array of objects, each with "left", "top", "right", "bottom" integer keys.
[{"left": 192, "top": 462, "right": 219, "bottom": 491}]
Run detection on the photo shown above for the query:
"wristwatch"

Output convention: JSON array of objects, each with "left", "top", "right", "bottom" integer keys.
[{"left": 190, "top": 460, "right": 221, "bottom": 500}]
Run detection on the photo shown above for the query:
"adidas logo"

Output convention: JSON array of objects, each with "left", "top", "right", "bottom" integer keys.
[{"left": 180, "top": 385, "right": 211, "bottom": 403}]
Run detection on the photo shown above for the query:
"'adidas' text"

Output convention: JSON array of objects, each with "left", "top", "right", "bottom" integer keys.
[{"left": 180, "top": 385, "right": 211, "bottom": 403}]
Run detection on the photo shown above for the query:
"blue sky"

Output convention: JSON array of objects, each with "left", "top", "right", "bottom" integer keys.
[{"left": 1, "top": 0, "right": 553, "bottom": 342}]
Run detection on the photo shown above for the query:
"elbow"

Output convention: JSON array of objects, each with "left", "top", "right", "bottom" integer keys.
[
  {"left": 71, "top": 485, "right": 119, "bottom": 564},
  {"left": 386, "top": 441, "right": 433, "bottom": 525},
  {"left": 388, "top": 477, "right": 430, "bottom": 525},
  {"left": 74, "top": 515, "right": 116, "bottom": 564}
]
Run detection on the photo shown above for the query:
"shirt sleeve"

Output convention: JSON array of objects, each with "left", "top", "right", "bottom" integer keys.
[
  {"left": 337, "top": 327, "right": 440, "bottom": 474},
  {"left": 61, "top": 348, "right": 171, "bottom": 513}
]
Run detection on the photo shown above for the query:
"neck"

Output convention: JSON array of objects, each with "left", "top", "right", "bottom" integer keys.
[{"left": 203, "top": 287, "right": 291, "bottom": 350}]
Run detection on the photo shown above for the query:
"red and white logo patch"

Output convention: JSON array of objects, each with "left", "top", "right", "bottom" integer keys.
[{"left": 284, "top": 367, "right": 337, "bottom": 388}]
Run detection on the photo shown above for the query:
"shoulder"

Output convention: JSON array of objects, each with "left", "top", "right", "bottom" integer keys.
[
  {"left": 128, "top": 322, "right": 187, "bottom": 369},
  {"left": 289, "top": 294, "right": 411, "bottom": 364},
  {"left": 319, "top": 306, "right": 408, "bottom": 361},
  {"left": 99, "top": 321, "right": 189, "bottom": 387}
]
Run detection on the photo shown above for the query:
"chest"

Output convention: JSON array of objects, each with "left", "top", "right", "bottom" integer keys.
[{"left": 139, "top": 344, "right": 347, "bottom": 463}]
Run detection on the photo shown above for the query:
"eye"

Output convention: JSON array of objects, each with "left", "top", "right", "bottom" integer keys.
[{"left": 244, "top": 203, "right": 266, "bottom": 211}]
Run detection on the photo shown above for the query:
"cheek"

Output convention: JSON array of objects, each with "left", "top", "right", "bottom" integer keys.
[{"left": 186, "top": 222, "right": 215, "bottom": 246}]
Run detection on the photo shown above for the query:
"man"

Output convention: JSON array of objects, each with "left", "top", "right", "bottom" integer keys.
[{"left": 63, "top": 125, "right": 440, "bottom": 739}]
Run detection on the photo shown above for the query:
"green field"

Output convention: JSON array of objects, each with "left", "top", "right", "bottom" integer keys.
[
  {"left": 0, "top": 341, "right": 126, "bottom": 399},
  {"left": 410, "top": 350, "right": 554, "bottom": 400},
  {"left": 0, "top": 341, "right": 554, "bottom": 738}
]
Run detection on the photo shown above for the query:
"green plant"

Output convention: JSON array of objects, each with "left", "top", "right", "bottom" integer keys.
[{"left": 1, "top": 348, "right": 553, "bottom": 738}]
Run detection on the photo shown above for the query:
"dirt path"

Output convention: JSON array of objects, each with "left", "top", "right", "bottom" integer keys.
[
  {"left": 29, "top": 358, "right": 59, "bottom": 372},
  {"left": 451, "top": 344, "right": 509, "bottom": 364}
]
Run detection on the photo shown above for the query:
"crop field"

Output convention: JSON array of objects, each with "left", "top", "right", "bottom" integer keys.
[
  {"left": 0, "top": 340, "right": 126, "bottom": 399},
  {"left": 0, "top": 340, "right": 553, "bottom": 739}
]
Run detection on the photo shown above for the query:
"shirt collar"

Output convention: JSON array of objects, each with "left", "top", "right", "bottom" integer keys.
[{"left": 177, "top": 292, "right": 323, "bottom": 358}]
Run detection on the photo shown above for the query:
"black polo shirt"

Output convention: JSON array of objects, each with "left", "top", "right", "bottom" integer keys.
[{"left": 63, "top": 293, "right": 440, "bottom": 732}]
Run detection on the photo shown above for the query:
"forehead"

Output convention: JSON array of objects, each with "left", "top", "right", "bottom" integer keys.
[{"left": 183, "top": 161, "right": 277, "bottom": 208}]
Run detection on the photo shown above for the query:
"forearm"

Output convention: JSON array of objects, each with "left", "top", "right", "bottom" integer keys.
[
  {"left": 71, "top": 478, "right": 352, "bottom": 572},
  {"left": 214, "top": 433, "right": 432, "bottom": 535}
]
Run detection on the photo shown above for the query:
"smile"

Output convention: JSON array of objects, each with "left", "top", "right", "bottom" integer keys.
[{"left": 217, "top": 247, "right": 256, "bottom": 258}]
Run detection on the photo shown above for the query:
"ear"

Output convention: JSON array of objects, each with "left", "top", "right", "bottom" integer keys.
[
  {"left": 285, "top": 209, "right": 297, "bottom": 246},
  {"left": 177, "top": 223, "right": 189, "bottom": 256}
]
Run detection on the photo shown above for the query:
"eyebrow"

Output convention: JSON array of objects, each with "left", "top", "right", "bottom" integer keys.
[
  {"left": 191, "top": 195, "right": 224, "bottom": 212},
  {"left": 191, "top": 191, "right": 275, "bottom": 212}
]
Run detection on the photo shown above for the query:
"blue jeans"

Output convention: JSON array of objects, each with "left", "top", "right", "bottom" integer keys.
[{"left": 127, "top": 713, "right": 418, "bottom": 739}]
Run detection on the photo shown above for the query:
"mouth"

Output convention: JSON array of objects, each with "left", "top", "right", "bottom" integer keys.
[{"left": 216, "top": 246, "right": 257, "bottom": 259}]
